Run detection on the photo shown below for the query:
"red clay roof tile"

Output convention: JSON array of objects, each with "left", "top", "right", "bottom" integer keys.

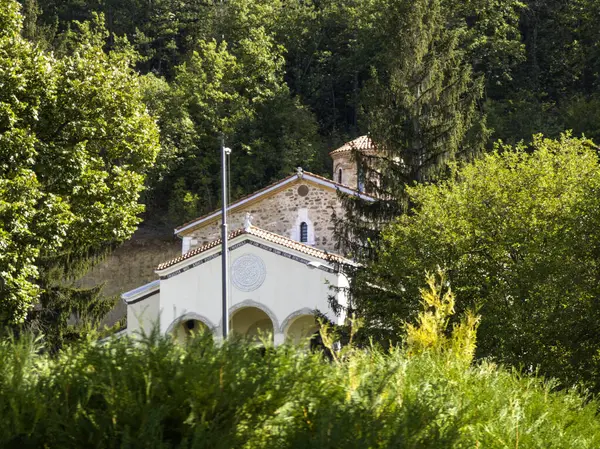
[
  {"left": 157, "top": 226, "right": 352, "bottom": 271},
  {"left": 329, "top": 135, "right": 376, "bottom": 156}
]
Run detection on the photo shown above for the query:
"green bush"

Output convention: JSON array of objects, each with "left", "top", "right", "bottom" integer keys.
[
  {"left": 0, "top": 327, "right": 599, "bottom": 448},
  {"left": 357, "top": 134, "right": 600, "bottom": 392}
]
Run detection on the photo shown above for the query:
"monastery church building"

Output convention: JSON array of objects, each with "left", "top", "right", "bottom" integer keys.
[{"left": 122, "top": 136, "right": 375, "bottom": 344}]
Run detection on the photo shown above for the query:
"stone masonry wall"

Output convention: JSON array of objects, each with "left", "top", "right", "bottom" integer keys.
[
  {"left": 186, "top": 179, "right": 344, "bottom": 254},
  {"left": 332, "top": 153, "right": 358, "bottom": 191}
]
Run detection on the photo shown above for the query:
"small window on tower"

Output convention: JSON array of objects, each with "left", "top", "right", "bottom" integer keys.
[
  {"left": 300, "top": 222, "right": 308, "bottom": 243},
  {"left": 338, "top": 168, "right": 343, "bottom": 184}
]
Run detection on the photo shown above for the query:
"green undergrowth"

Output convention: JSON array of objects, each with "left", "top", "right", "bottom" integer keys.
[
  {"left": 0, "top": 331, "right": 598, "bottom": 448},
  {"left": 1, "top": 272, "right": 599, "bottom": 448}
]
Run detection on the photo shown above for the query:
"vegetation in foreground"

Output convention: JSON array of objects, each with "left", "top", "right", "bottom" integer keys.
[
  {"left": 354, "top": 134, "right": 600, "bottom": 394},
  {"left": 1, "top": 275, "right": 599, "bottom": 448}
]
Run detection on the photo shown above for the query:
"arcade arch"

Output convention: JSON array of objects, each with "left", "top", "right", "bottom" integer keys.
[
  {"left": 167, "top": 313, "right": 215, "bottom": 344},
  {"left": 282, "top": 309, "right": 319, "bottom": 346},
  {"left": 230, "top": 306, "right": 274, "bottom": 342}
]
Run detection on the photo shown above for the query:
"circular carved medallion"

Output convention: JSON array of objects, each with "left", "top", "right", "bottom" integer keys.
[{"left": 231, "top": 254, "right": 266, "bottom": 292}]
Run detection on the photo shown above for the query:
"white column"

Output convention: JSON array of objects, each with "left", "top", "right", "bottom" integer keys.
[{"left": 273, "top": 332, "right": 285, "bottom": 346}]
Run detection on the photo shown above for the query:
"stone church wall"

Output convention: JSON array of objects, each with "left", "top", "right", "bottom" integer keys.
[
  {"left": 186, "top": 181, "right": 343, "bottom": 254},
  {"left": 332, "top": 153, "right": 358, "bottom": 191}
]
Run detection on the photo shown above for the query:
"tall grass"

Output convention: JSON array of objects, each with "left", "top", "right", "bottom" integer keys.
[{"left": 0, "top": 328, "right": 599, "bottom": 448}]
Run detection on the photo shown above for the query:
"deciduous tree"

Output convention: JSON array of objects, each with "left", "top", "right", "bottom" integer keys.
[
  {"left": 0, "top": 2, "right": 159, "bottom": 346},
  {"left": 143, "top": 31, "right": 321, "bottom": 226},
  {"left": 356, "top": 134, "right": 600, "bottom": 391}
]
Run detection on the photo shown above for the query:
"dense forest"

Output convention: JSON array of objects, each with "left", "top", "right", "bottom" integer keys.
[
  {"left": 16, "top": 0, "right": 600, "bottom": 226},
  {"left": 4, "top": 0, "right": 600, "bottom": 396}
]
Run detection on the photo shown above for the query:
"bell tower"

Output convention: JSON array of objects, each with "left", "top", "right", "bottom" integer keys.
[{"left": 329, "top": 135, "right": 375, "bottom": 191}]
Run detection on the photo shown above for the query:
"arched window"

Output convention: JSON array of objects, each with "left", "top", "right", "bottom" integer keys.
[
  {"left": 338, "top": 168, "right": 343, "bottom": 184},
  {"left": 300, "top": 222, "right": 308, "bottom": 243}
]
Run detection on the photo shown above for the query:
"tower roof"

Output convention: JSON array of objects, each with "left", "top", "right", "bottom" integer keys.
[{"left": 329, "top": 135, "right": 375, "bottom": 156}]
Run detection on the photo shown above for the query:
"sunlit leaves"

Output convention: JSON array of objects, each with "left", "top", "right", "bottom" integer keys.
[
  {"left": 363, "top": 134, "right": 600, "bottom": 391},
  {"left": 1, "top": 333, "right": 600, "bottom": 447},
  {"left": 0, "top": 1, "right": 159, "bottom": 325}
]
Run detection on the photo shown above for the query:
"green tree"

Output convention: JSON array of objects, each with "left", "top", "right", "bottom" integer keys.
[
  {"left": 336, "top": 0, "right": 523, "bottom": 256},
  {"left": 272, "top": 0, "right": 379, "bottom": 141},
  {"left": 487, "top": 0, "right": 600, "bottom": 145},
  {"left": 28, "top": 0, "right": 290, "bottom": 78},
  {"left": 0, "top": 2, "right": 159, "bottom": 346},
  {"left": 142, "top": 31, "right": 321, "bottom": 226},
  {"left": 357, "top": 134, "right": 600, "bottom": 391}
]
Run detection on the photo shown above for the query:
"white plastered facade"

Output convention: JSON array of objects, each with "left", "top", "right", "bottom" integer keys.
[{"left": 123, "top": 233, "right": 349, "bottom": 344}]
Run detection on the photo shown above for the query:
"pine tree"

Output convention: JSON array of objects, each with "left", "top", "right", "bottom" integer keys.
[
  {"left": 335, "top": 0, "right": 489, "bottom": 259},
  {"left": 330, "top": 0, "right": 511, "bottom": 339}
]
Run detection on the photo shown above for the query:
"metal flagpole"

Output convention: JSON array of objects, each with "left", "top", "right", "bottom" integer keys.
[{"left": 221, "top": 135, "right": 231, "bottom": 339}]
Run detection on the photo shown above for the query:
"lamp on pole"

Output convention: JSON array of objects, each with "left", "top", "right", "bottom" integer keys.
[{"left": 221, "top": 135, "right": 232, "bottom": 339}]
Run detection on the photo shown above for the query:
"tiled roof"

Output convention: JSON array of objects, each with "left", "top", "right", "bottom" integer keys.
[
  {"left": 157, "top": 226, "right": 352, "bottom": 271},
  {"left": 174, "top": 170, "right": 374, "bottom": 235},
  {"left": 329, "top": 135, "right": 376, "bottom": 156}
]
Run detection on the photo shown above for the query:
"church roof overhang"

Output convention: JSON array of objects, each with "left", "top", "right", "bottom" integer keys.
[
  {"left": 121, "top": 279, "right": 160, "bottom": 304},
  {"left": 157, "top": 225, "right": 356, "bottom": 279},
  {"left": 329, "top": 135, "right": 376, "bottom": 156},
  {"left": 174, "top": 170, "right": 375, "bottom": 236}
]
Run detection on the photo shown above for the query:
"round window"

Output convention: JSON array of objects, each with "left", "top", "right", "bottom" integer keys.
[{"left": 297, "top": 185, "right": 309, "bottom": 196}]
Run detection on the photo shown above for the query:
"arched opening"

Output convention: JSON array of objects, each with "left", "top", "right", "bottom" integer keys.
[
  {"left": 300, "top": 222, "right": 308, "bottom": 243},
  {"left": 285, "top": 315, "right": 319, "bottom": 346},
  {"left": 171, "top": 319, "right": 211, "bottom": 344},
  {"left": 230, "top": 307, "right": 274, "bottom": 342},
  {"left": 338, "top": 168, "right": 343, "bottom": 184}
]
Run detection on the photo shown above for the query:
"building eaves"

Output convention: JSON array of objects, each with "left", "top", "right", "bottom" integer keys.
[
  {"left": 121, "top": 279, "right": 160, "bottom": 303},
  {"left": 158, "top": 226, "right": 353, "bottom": 272},
  {"left": 174, "top": 170, "right": 375, "bottom": 236}
]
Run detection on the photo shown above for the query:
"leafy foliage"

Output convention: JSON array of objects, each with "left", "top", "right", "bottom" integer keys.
[
  {"left": 405, "top": 270, "right": 480, "bottom": 365},
  {"left": 21, "top": 0, "right": 600, "bottom": 150},
  {"left": 0, "top": 2, "right": 159, "bottom": 343},
  {"left": 1, "top": 326, "right": 599, "bottom": 448},
  {"left": 487, "top": 0, "right": 600, "bottom": 144},
  {"left": 356, "top": 134, "right": 600, "bottom": 392},
  {"left": 141, "top": 31, "right": 321, "bottom": 225},
  {"left": 20, "top": 0, "right": 600, "bottom": 232}
]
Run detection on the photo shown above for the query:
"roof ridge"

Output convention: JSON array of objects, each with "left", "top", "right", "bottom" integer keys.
[
  {"left": 174, "top": 169, "right": 373, "bottom": 235},
  {"left": 157, "top": 225, "right": 351, "bottom": 271},
  {"left": 174, "top": 173, "right": 297, "bottom": 233}
]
